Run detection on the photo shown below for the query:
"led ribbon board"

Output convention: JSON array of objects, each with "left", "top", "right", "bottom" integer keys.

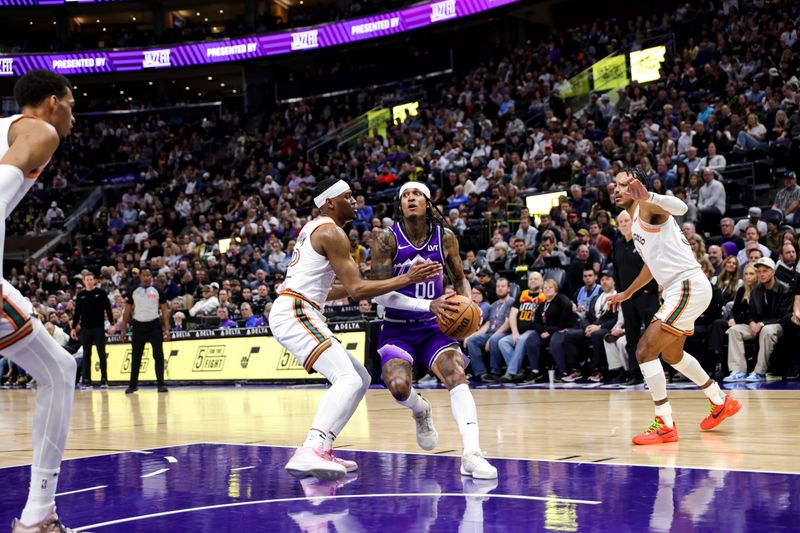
[{"left": 0, "top": 0, "right": 520, "bottom": 76}]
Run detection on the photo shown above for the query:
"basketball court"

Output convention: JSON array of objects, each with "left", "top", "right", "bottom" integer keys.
[{"left": 1, "top": 382, "right": 797, "bottom": 531}]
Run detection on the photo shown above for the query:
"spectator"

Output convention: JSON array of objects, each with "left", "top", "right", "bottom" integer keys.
[
  {"left": 707, "top": 245, "right": 725, "bottom": 276},
  {"left": 240, "top": 303, "right": 265, "bottom": 328},
  {"left": 710, "top": 218, "right": 745, "bottom": 251},
  {"left": 697, "top": 168, "right": 726, "bottom": 234},
  {"left": 695, "top": 142, "right": 727, "bottom": 173},
  {"left": 775, "top": 242, "right": 798, "bottom": 285},
  {"left": 498, "top": 271, "right": 545, "bottom": 383},
  {"left": 515, "top": 212, "right": 538, "bottom": 250},
  {"left": 733, "top": 207, "right": 767, "bottom": 238},
  {"left": 713, "top": 256, "right": 743, "bottom": 304},
  {"left": 724, "top": 258, "right": 793, "bottom": 382},
  {"left": 465, "top": 278, "right": 512, "bottom": 383},
  {"left": 558, "top": 270, "right": 618, "bottom": 382},
  {"left": 524, "top": 278, "right": 578, "bottom": 381},
  {"left": 768, "top": 171, "right": 800, "bottom": 226},
  {"left": 709, "top": 264, "right": 758, "bottom": 379},
  {"left": 172, "top": 311, "right": 186, "bottom": 332},
  {"left": 189, "top": 283, "right": 221, "bottom": 317},
  {"left": 217, "top": 307, "right": 237, "bottom": 329},
  {"left": 470, "top": 285, "right": 491, "bottom": 323},
  {"left": 735, "top": 226, "right": 771, "bottom": 267}
]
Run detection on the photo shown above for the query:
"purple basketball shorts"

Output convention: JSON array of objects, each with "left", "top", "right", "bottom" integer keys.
[{"left": 377, "top": 319, "right": 468, "bottom": 370}]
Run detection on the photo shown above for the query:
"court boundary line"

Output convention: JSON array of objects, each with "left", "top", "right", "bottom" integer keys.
[
  {"left": 197, "top": 441, "right": 800, "bottom": 477},
  {"left": 74, "top": 492, "right": 601, "bottom": 531},
  {"left": 0, "top": 441, "right": 201, "bottom": 471}
]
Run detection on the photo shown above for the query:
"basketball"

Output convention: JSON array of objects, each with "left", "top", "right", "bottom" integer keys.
[{"left": 437, "top": 294, "right": 482, "bottom": 340}]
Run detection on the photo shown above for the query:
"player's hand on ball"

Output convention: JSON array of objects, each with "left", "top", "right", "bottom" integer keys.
[
  {"left": 430, "top": 295, "right": 461, "bottom": 323},
  {"left": 406, "top": 261, "right": 442, "bottom": 283},
  {"left": 607, "top": 291, "right": 630, "bottom": 311}
]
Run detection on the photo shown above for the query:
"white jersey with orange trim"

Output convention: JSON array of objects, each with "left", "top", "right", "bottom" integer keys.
[
  {"left": 0, "top": 115, "right": 50, "bottom": 348},
  {"left": 631, "top": 203, "right": 702, "bottom": 288},
  {"left": 0, "top": 114, "right": 48, "bottom": 214},
  {"left": 277, "top": 216, "right": 338, "bottom": 310}
]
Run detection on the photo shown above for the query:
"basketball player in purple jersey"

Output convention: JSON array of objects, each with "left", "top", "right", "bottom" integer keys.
[{"left": 371, "top": 182, "right": 497, "bottom": 479}]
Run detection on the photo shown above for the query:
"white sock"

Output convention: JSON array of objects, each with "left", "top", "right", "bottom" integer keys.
[
  {"left": 20, "top": 467, "right": 59, "bottom": 525},
  {"left": 323, "top": 432, "right": 336, "bottom": 452},
  {"left": 398, "top": 387, "right": 428, "bottom": 415},
  {"left": 305, "top": 341, "right": 367, "bottom": 448},
  {"left": 303, "top": 428, "right": 326, "bottom": 449},
  {"left": 654, "top": 402, "right": 674, "bottom": 429},
  {"left": 640, "top": 360, "right": 672, "bottom": 426},
  {"left": 672, "top": 352, "right": 725, "bottom": 405},
  {"left": 450, "top": 384, "right": 480, "bottom": 453}
]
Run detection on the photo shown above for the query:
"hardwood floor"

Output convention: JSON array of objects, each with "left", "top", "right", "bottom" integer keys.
[{"left": 1, "top": 387, "right": 796, "bottom": 473}]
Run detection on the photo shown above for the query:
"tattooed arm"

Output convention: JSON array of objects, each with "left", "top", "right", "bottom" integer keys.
[
  {"left": 369, "top": 229, "right": 396, "bottom": 281},
  {"left": 443, "top": 228, "right": 470, "bottom": 297}
]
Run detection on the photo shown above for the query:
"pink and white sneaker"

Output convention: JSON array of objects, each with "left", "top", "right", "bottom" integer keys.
[
  {"left": 285, "top": 444, "right": 347, "bottom": 481},
  {"left": 11, "top": 506, "right": 77, "bottom": 533},
  {"left": 324, "top": 449, "right": 358, "bottom": 473}
]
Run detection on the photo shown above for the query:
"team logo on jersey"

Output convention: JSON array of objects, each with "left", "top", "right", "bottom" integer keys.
[
  {"left": 634, "top": 233, "right": 646, "bottom": 246},
  {"left": 428, "top": 244, "right": 439, "bottom": 252}
]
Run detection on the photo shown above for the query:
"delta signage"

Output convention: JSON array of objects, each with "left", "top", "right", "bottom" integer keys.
[{"left": 0, "top": 0, "right": 520, "bottom": 76}]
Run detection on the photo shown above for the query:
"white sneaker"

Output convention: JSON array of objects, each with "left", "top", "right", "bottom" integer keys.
[
  {"left": 324, "top": 448, "right": 358, "bottom": 472},
  {"left": 285, "top": 445, "right": 347, "bottom": 481},
  {"left": 413, "top": 398, "right": 438, "bottom": 451},
  {"left": 460, "top": 450, "right": 498, "bottom": 479}
]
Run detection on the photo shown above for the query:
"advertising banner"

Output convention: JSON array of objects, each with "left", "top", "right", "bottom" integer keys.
[
  {"left": 0, "top": 0, "right": 521, "bottom": 76},
  {"left": 91, "top": 326, "right": 366, "bottom": 383}
]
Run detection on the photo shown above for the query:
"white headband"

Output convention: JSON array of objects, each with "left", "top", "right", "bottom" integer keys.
[
  {"left": 399, "top": 181, "right": 431, "bottom": 200},
  {"left": 314, "top": 180, "right": 351, "bottom": 208}
]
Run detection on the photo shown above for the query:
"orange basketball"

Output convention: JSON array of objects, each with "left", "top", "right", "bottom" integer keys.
[{"left": 437, "top": 294, "right": 482, "bottom": 340}]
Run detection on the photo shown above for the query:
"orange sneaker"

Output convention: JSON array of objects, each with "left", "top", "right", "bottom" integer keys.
[
  {"left": 700, "top": 394, "right": 741, "bottom": 431},
  {"left": 631, "top": 417, "right": 679, "bottom": 445}
]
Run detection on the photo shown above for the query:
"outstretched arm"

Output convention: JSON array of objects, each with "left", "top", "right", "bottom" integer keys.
[{"left": 317, "top": 225, "right": 441, "bottom": 300}]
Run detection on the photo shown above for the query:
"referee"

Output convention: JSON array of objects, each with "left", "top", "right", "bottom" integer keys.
[
  {"left": 71, "top": 271, "right": 114, "bottom": 387},
  {"left": 119, "top": 269, "right": 171, "bottom": 394}
]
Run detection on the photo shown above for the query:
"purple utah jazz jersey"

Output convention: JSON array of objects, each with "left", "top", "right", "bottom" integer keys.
[{"left": 384, "top": 222, "right": 444, "bottom": 322}]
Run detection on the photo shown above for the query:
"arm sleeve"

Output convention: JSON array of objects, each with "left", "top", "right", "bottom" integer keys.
[
  {"left": 646, "top": 192, "right": 688, "bottom": 216},
  {"left": 374, "top": 291, "right": 432, "bottom": 312}
]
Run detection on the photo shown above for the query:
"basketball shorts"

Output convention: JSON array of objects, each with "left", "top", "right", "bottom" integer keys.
[
  {"left": 653, "top": 271, "right": 712, "bottom": 337},
  {"left": 0, "top": 279, "right": 36, "bottom": 351},
  {"left": 269, "top": 290, "right": 334, "bottom": 373},
  {"left": 378, "top": 318, "right": 467, "bottom": 370}
]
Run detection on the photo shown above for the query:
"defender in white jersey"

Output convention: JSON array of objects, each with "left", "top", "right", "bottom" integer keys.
[
  {"left": 608, "top": 168, "right": 741, "bottom": 446},
  {"left": 270, "top": 178, "right": 441, "bottom": 481},
  {"left": 0, "top": 71, "right": 80, "bottom": 533}
]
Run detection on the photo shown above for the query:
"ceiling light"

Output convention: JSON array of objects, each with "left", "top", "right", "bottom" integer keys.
[
  {"left": 207, "top": 76, "right": 213, "bottom": 81},
  {"left": 29, "top": 21, "right": 33, "bottom": 25},
  {"left": 220, "top": 82, "right": 225, "bottom": 87},
  {"left": 52, "top": 21, "right": 56, "bottom": 25},
  {"left": 148, "top": 81, "right": 153, "bottom": 86},
  {"left": 232, "top": 89, "right": 237, "bottom": 93},
  {"left": 83, "top": 92, "right": 88, "bottom": 96},
  {"left": 219, "top": 9, "right": 224, "bottom": 14},
  {"left": 119, "top": 90, "right": 124, "bottom": 94},
  {"left": 96, "top": 19, "right": 100, "bottom": 23},
  {"left": 103, "top": 27, "right": 107, "bottom": 32},
  {"left": 132, "top": 16, "right": 137, "bottom": 21},
  {"left": 185, "top": 86, "right": 190, "bottom": 90},
  {"left": 196, "top": 12, "right": 200, "bottom": 16},
  {"left": 204, "top": 17, "right": 208, "bottom": 22}
]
